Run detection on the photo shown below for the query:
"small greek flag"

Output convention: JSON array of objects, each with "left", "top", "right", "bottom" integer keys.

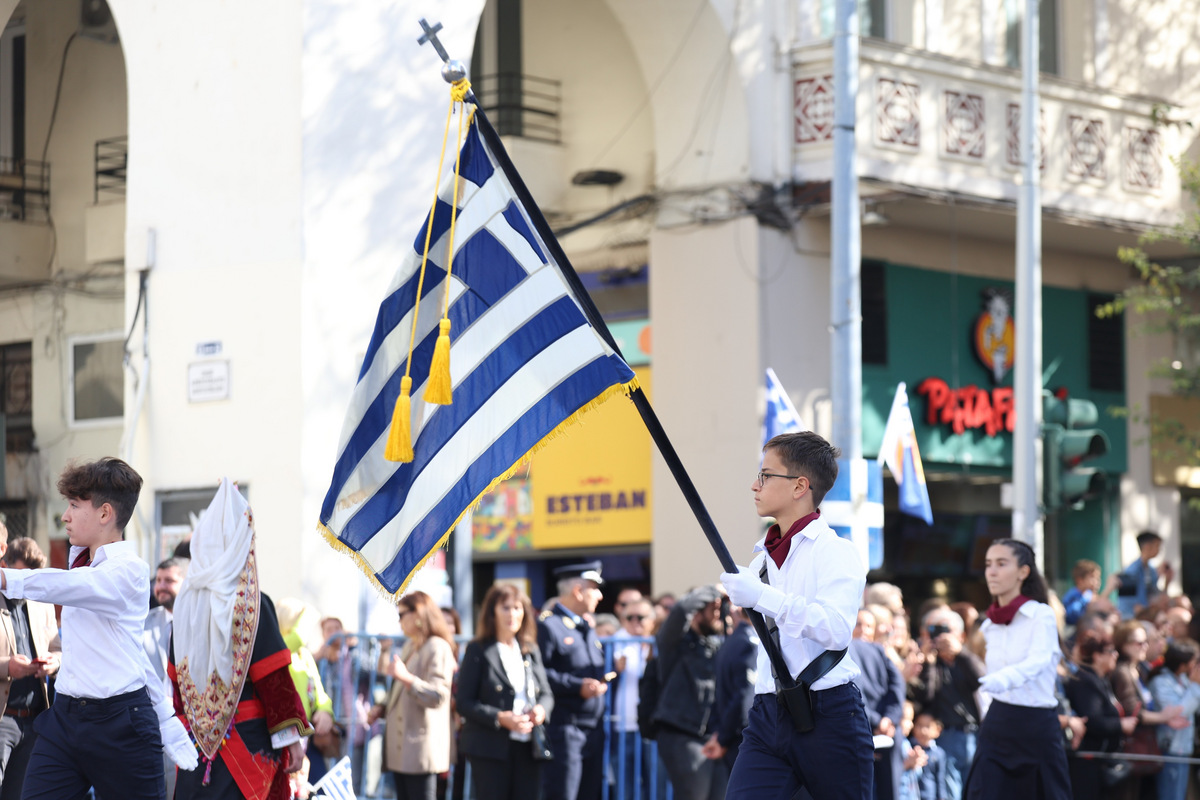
[
  {"left": 312, "top": 755, "right": 356, "bottom": 800},
  {"left": 877, "top": 382, "right": 933, "bottom": 525},
  {"left": 762, "top": 367, "right": 806, "bottom": 447},
  {"left": 319, "top": 108, "right": 637, "bottom": 597}
]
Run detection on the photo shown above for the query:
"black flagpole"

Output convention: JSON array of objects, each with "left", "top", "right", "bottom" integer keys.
[{"left": 470, "top": 100, "right": 797, "bottom": 691}]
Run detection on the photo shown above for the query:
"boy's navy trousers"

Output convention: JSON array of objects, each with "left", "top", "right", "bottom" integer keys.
[
  {"left": 21, "top": 687, "right": 167, "bottom": 800},
  {"left": 726, "top": 683, "right": 874, "bottom": 800}
]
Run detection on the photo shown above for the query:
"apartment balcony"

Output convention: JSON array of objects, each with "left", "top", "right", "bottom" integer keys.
[
  {"left": 792, "top": 39, "right": 1183, "bottom": 230},
  {"left": 0, "top": 158, "right": 53, "bottom": 286}
]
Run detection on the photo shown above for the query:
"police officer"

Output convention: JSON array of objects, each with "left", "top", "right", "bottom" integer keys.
[{"left": 538, "top": 562, "right": 608, "bottom": 800}]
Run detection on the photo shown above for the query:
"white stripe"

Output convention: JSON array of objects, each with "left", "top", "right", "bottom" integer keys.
[
  {"left": 327, "top": 267, "right": 577, "bottom": 533},
  {"left": 355, "top": 325, "right": 609, "bottom": 570}
]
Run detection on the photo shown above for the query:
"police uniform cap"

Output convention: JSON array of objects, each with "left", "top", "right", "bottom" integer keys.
[{"left": 553, "top": 560, "right": 604, "bottom": 586}]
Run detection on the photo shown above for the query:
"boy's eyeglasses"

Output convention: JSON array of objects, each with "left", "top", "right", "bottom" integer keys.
[{"left": 757, "top": 471, "right": 799, "bottom": 489}]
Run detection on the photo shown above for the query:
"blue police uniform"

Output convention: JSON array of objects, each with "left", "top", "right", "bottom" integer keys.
[{"left": 539, "top": 600, "right": 607, "bottom": 800}]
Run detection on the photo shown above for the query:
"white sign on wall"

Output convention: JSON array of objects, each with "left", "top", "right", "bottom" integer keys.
[{"left": 188, "top": 361, "right": 231, "bottom": 403}]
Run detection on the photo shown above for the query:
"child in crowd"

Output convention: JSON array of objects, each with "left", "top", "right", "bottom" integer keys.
[
  {"left": 1060, "top": 559, "right": 1102, "bottom": 626},
  {"left": 898, "top": 701, "right": 924, "bottom": 800},
  {"left": 911, "top": 708, "right": 961, "bottom": 800}
]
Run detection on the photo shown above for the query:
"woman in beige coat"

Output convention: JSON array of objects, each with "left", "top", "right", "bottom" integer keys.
[{"left": 369, "top": 590, "right": 457, "bottom": 800}]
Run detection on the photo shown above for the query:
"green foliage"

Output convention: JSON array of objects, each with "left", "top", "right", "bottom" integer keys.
[{"left": 1097, "top": 160, "right": 1200, "bottom": 467}]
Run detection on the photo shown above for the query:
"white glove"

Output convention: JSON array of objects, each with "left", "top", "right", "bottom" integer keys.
[
  {"left": 161, "top": 716, "right": 199, "bottom": 771},
  {"left": 720, "top": 566, "right": 765, "bottom": 609},
  {"left": 978, "top": 673, "right": 1003, "bottom": 695}
]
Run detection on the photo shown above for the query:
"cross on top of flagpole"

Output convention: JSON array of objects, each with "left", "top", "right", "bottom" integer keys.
[{"left": 417, "top": 18, "right": 450, "bottom": 62}]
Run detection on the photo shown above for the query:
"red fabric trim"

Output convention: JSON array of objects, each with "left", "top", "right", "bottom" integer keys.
[
  {"left": 249, "top": 649, "right": 291, "bottom": 682},
  {"left": 253, "top": 665, "right": 312, "bottom": 734},
  {"left": 220, "top": 724, "right": 279, "bottom": 800},
  {"left": 236, "top": 698, "right": 265, "bottom": 721}
]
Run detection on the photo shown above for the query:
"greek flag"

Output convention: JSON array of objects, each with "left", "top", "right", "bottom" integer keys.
[
  {"left": 762, "top": 367, "right": 806, "bottom": 447},
  {"left": 877, "top": 381, "right": 933, "bottom": 525},
  {"left": 319, "top": 109, "right": 637, "bottom": 597},
  {"left": 312, "top": 756, "right": 356, "bottom": 800}
]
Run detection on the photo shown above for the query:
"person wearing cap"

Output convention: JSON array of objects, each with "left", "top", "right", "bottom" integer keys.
[{"left": 538, "top": 561, "right": 608, "bottom": 800}]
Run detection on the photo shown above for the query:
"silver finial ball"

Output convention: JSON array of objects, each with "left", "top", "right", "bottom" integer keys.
[{"left": 441, "top": 60, "right": 467, "bottom": 84}]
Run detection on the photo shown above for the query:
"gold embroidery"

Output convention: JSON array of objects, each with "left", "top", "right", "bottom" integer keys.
[{"left": 178, "top": 542, "right": 262, "bottom": 760}]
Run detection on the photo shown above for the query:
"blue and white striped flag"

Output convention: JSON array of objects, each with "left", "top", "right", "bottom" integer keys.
[
  {"left": 319, "top": 109, "right": 637, "bottom": 597},
  {"left": 877, "top": 381, "right": 933, "bottom": 525},
  {"left": 762, "top": 367, "right": 806, "bottom": 448},
  {"left": 312, "top": 755, "right": 356, "bottom": 800}
]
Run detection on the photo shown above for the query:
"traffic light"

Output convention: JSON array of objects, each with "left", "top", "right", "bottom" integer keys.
[{"left": 1042, "top": 392, "right": 1110, "bottom": 511}]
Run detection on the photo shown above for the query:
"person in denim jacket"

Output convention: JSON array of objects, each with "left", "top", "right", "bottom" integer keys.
[{"left": 1147, "top": 639, "right": 1200, "bottom": 800}]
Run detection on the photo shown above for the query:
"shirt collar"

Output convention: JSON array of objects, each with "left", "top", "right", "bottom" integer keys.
[
  {"left": 753, "top": 514, "right": 826, "bottom": 553},
  {"left": 71, "top": 539, "right": 132, "bottom": 567}
]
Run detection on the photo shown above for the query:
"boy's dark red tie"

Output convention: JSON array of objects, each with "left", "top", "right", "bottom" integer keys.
[{"left": 70, "top": 550, "right": 91, "bottom": 569}]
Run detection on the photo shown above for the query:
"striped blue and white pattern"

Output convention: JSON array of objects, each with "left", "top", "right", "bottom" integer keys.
[
  {"left": 761, "top": 367, "right": 806, "bottom": 448},
  {"left": 320, "top": 113, "right": 637, "bottom": 597},
  {"left": 824, "top": 458, "right": 884, "bottom": 570}
]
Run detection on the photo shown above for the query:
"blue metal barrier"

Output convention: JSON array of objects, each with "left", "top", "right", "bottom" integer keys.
[{"left": 314, "top": 633, "right": 675, "bottom": 800}]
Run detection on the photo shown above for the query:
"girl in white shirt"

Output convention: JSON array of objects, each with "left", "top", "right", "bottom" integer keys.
[{"left": 964, "top": 538, "right": 1071, "bottom": 800}]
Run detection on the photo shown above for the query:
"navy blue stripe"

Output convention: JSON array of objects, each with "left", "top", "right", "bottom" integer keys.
[
  {"left": 372, "top": 355, "right": 630, "bottom": 592},
  {"left": 501, "top": 202, "right": 546, "bottom": 267},
  {"left": 451, "top": 226, "right": 529, "bottom": 306},
  {"left": 357, "top": 267, "right": 447, "bottom": 382},
  {"left": 336, "top": 294, "right": 588, "bottom": 545},
  {"left": 320, "top": 291, "right": 487, "bottom": 523},
  {"left": 410, "top": 126, "right": 496, "bottom": 259}
]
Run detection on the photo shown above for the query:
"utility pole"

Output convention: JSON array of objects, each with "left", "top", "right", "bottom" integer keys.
[
  {"left": 1012, "top": 0, "right": 1044, "bottom": 562},
  {"left": 831, "top": 0, "right": 861, "bottom": 459}
]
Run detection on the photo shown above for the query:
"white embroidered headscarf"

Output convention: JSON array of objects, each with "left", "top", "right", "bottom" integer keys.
[{"left": 172, "top": 478, "right": 260, "bottom": 758}]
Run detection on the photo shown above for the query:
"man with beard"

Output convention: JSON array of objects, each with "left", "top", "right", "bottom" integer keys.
[
  {"left": 651, "top": 585, "right": 729, "bottom": 800},
  {"left": 145, "top": 557, "right": 187, "bottom": 797},
  {"left": 539, "top": 562, "right": 608, "bottom": 800}
]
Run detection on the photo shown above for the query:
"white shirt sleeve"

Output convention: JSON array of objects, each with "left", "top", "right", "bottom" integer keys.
[
  {"left": 984, "top": 606, "right": 1060, "bottom": 693},
  {"left": 271, "top": 727, "right": 302, "bottom": 748},
  {"left": 4, "top": 562, "right": 135, "bottom": 618},
  {"left": 756, "top": 537, "right": 861, "bottom": 650}
]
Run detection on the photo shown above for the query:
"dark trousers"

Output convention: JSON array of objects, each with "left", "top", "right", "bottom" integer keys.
[
  {"left": 21, "top": 689, "right": 165, "bottom": 800},
  {"left": 0, "top": 712, "right": 39, "bottom": 800},
  {"left": 656, "top": 729, "right": 728, "bottom": 800},
  {"left": 469, "top": 738, "right": 544, "bottom": 800},
  {"left": 542, "top": 723, "right": 603, "bottom": 800},
  {"left": 726, "top": 685, "right": 874, "bottom": 800},
  {"left": 392, "top": 771, "right": 437, "bottom": 800}
]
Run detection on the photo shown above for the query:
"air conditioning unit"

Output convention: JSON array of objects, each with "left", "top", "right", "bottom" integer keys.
[{"left": 80, "top": 0, "right": 118, "bottom": 42}]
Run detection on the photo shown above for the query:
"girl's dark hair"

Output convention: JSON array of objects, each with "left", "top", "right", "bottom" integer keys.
[
  {"left": 988, "top": 538, "right": 1049, "bottom": 604},
  {"left": 474, "top": 583, "right": 538, "bottom": 653},
  {"left": 398, "top": 590, "right": 457, "bottom": 658},
  {"left": 1160, "top": 638, "right": 1200, "bottom": 677}
]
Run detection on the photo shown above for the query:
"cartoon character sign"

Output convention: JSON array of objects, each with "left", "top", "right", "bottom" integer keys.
[{"left": 974, "top": 289, "right": 1014, "bottom": 383}]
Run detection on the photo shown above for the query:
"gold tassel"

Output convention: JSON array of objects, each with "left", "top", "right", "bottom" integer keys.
[
  {"left": 384, "top": 375, "right": 415, "bottom": 463},
  {"left": 423, "top": 319, "right": 453, "bottom": 405}
]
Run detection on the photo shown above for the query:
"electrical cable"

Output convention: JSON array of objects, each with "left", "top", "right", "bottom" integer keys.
[{"left": 39, "top": 32, "right": 80, "bottom": 277}]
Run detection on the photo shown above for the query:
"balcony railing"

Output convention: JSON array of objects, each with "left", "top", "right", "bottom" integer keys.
[
  {"left": 791, "top": 39, "right": 1182, "bottom": 229},
  {"left": 95, "top": 135, "right": 128, "bottom": 202},
  {"left": 472, "top": 73, "right": 562, "bottom": 144},
  {"left": 0, "top": 158, "right": 50, "bottom": 222}
]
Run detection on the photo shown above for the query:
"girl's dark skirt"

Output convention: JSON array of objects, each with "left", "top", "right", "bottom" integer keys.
[{"left": 964, "top": 700, "right": 1071, "bottom": 800}]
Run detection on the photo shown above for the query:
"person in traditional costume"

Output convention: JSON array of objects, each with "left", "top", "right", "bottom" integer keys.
[{"left": 170, "top": 478, "right": 313, "bottom": 800}]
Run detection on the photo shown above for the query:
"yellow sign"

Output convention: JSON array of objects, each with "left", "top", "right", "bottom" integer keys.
[{"left": 531, "top": 366, "right": 652, "bottom": 548}]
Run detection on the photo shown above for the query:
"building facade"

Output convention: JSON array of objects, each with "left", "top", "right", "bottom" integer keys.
[{"left": 1, "top": 0, "right": 1198, "bottom": 625}]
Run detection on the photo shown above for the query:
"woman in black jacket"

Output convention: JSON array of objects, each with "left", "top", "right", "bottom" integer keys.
[
  {"left": 1063, "top": 628, "right": 1137, "bottom": 799},
  {"left": 456, "top": 583, "right": 555, "bottom": 800}
]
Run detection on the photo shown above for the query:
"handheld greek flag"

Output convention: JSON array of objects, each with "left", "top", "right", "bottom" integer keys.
[
  {"left": 877, "top": 381, "right": 933, "bottom": 525},
  {"left": 319, "top": 102, "right": 637, "bottom": 597},
  {"left": 762, "top": 367, "right": 806, "bottom": 447},
  {"left": 312, "top": 755, "right": 356, "bottom": 799}
]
